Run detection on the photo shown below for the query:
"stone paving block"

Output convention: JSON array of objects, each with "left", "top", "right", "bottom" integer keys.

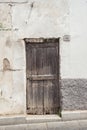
[
  {"left": 62, "top": 111, "right": 87, "bottom": 121},
  {"left": 5, "top": 124, "right": 27, "bottom": 130},
  {"left": 0, "top": 126, "right": 5, "bottom": 130},
  {"left": 27, "top": 123, "right": 47, "bottom": 130},
  {"left": 0, "top": 116, "right": 26, "bottom": 126},
  {"left": 79, "top": 120, "right": 87, "bottom": 130},
  {"left": 47, "top": 121, "right": 79, "bottom": 130}
]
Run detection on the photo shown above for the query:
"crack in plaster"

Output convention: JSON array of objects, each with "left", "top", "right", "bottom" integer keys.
[{"left": 25, "top": 2, "right": 35, "bottom": 24}]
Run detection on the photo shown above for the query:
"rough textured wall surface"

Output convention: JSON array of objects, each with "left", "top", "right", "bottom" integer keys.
[
  {"left": 0, "top": 0, "right": 87, "bottom": 115},
  {"left": 0, "top": 0, "right": 69, "bottom": 115},
  {"left": 60, "top": 0, "right": 87, "bottom": 111},
  {"left": 61, "top": 79, "right": 87, "bottom": 110}
]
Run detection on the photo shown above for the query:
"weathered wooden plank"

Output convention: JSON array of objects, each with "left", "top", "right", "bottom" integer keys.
[
  {"left": 36, "top": 47, "right": 44, "bottom": 75},
  {"left": 26, "top": 43, "right": 58, "bottom": 48},
  {"left": 27, "top": 75, "right": 57, "bottom": 81},
  {"left": 24, "top": 38, "right": 59, "bottom": 43},
  {"left": 27, "top": 80, "right": 33, "bottom": 110},
  {"left": 27, "top": 80, "right": 44, "bottom": 114},
  {"left": 31, "top": 48, "right": 37, "bottom": 75},
  {"left": 26, "top": 44, "right": 32, "bottom": 75},
  {"left": 43, "top": 45, "right": 59, "bottom": 114},
  {"left": 44, "top": 80, "right": 60, "bottom": 114},
  {"left": 32, "top": 81, "right": 43, "bottom": 114},
  {"left": 26, "top": 44, "right": 33, "bottom": 111},
  {"left": 27, "top": 47, "right": 44, "bottom": 114},
  {"left": 44, "top": 80, "right": 53, "bottom": 114}
]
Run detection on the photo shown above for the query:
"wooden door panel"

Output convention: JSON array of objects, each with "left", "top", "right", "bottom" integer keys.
[
  {"left": 26, "top": 44, "right": 32, "bottom": 75},
  {"left": 27, "top": 80, "right": 44, "bottom": 114},
  {"left": 44, "top": 80, "right": 59, "bottom": 114},
  {"left": 36, "top": 48, "right": 44, "bottom": 75},
  {"left": 26, "top": 42, "right": 60, "bottom": 115},
  {"left": 46, "top": 47, "right": 58, "bottom": 74},
  {"left": 27, "top": 80, "right": 33, "bottom": 111},
  {"left": 31, "top": 48, "right": 37, "bottom": 75}
]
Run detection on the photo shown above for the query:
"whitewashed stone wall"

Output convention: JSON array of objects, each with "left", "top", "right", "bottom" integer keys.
[
  {"left": 0, "top": 0, "right": 87, "bottom": 114},
  {"left": 0, "top": 0, "right": 69, "bottom": 115},
  {"left": 0, "top": 2, "right": 26, "bottom": 114},
  {"left": 61, "top": 0, "right": 87, "bottom": 110}
]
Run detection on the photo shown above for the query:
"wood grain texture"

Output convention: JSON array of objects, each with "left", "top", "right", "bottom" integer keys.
[{"left": 26, "top": 42, "right": 60, "bottom": 115}]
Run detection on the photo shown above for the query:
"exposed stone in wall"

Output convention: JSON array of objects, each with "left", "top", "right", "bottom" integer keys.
[{"left": 61, "top": 79, "right": 87, "bottom": 110}]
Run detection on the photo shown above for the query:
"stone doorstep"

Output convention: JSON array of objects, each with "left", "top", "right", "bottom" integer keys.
[
  {"left": 0, "top": 115, "right": 61, "bottom": 126},
  {"left": 0, "top": 111, "right": 87, "bottom": 126},
  {"left": 26, "top": 110, "right": 87, "bottom": 123},
  {"left": 26, "top": 115, "right": 61, "bottom": 124}
]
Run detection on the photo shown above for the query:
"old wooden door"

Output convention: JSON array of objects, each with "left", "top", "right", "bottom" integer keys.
[{"left": 26, "top": 39, "right": 60, "bottom": 115}]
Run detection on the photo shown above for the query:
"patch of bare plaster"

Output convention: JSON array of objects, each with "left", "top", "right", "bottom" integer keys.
[{"left": 3, "top": 58, "right": 11, "bottom": 71}]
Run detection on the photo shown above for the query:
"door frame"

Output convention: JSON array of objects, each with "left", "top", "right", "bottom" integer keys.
[{"left": 24, "top": 38, "right": 61, "bottom": 116}]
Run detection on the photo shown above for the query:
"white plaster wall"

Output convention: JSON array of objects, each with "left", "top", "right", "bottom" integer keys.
[
  {"left": 0, "top": 0, "right": 69, "bottom": 115},
  {"left": 0, "top": 31, "right": 26, "bottom": 115},
  {"left": 0, "top": 4, "right": 11, "bottom": 28},
  {"left": 12, "top": 0, "right": 69, "bottom": 38},
  {"left": 0, "top": 0, "right": 87, "bottom": 115},
  {"left": 61, "top": 0, "right": 87, "bottom": 78}
]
